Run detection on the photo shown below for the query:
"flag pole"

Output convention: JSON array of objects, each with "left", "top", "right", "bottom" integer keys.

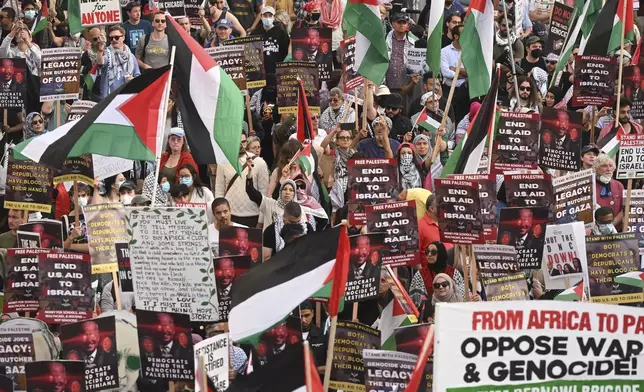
[
  {"left": 322, "top": 315, "right": 338, "bottom": 391},
  {"left": 304, "top": 340, "right": 314, "bottom": 392},
  {"left": 487, "top": 65, "right": 501, "bottom": 174},
  {"left": 549, "top": 7, "right": 578, "bottom": 89},
  {"left": 501, "top": 0, "right": 522, "bottom": 107},
  {"left": 403, "top": 324, "right": 435, "bottom": 392},
  {"left": 151, "top": 46, "right": 177, "bottom": 207},
  {"left": 430, "top": 55, "right": 461, "bottom": 164},
  {"left": 616, "top": 0, "right": 629, "bottom": 228}
]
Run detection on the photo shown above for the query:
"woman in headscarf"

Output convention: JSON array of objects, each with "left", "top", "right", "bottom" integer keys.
[
  {"left": 23, "top": 112, "right": 46, "bottom": 140},
  {"left": 246, "top": 166, "right": 297, "bottom": 229},
  {"left": 396, "top": 143, "right": 424, "bottom": 191},
  {"left": 420, "top": 273, "right": 463, "bottom": 320},
  {"left": 413, "top": 134, "right": 442, "bottom": 190},
  {"left": 410, "top": 92, "right": 450, "bottom": 164},
  {"left": 409, "top": 241, "right": 465, "bottom": 309},
  {"left": 323, "top": 128, "right": 356, "bottom": 211},
  {"left": 544, "top": 86, "right": 565, "bottom": 109}
]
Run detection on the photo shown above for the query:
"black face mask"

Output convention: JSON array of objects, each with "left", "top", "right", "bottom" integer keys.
[
  {"left": 499, "top": 29, "right": 508, "bottom": 37},
  {"left": 311, "top": 12, "right": 321, "bottom": 21},
  {"left": 530, "top": 49, "right": 542, "bottom": 58}
]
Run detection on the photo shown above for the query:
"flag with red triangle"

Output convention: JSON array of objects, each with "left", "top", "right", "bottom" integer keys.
[
  {"left": 13, "top": 65, "right": 171, "bottom": 168},
  {"left": 297, "top": 79, "right": 315, "bottom": 142},
  {"left": 379, "top": 267, "right": 419, "bottom": 350},
  {"left": 304, "top": 342, "right": 324, "bottom": 392},
  {"left": 31, "top": 0, "right": 49, "bottom": 35},
  {"left": 583, "top": 0, "right": 634, "bottom": 56},
  {"left": 555, "top": 280, "right": 585, "bottom": 301}
]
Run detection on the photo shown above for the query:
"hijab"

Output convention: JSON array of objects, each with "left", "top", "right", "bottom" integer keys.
[
  {"left": 431, "top": 273, "right": 462, "bottom": 304},
  {"left": 418, "top": 242, "right": 455, "bottom": 298},
  {"left": 23, "top": 112, "right": 45, "bottom": 140},
  {"left": 397, "top": 143, "right": 422, "bottom": 190},
  {"left": 413, "top": 134, "right": 431, "bottom": 162}
]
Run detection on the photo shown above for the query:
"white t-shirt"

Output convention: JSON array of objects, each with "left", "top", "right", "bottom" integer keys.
[{"left": 208, "top": 222, "right": 247, "bottom": 257}]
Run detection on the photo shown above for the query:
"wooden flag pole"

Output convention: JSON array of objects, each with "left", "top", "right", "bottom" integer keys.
[
  {"left": 590, "top": 106, "right": 597, "bottom": 144},
  {"left": 304, "top": 341, "right": 314, "bottom": 391},
  {"left": 169, "top": 381, "right": 175, "bottom": 392},
  {"left": 501, "top": 0, "right": 522, "bottom": 106},
  {"left": 487, "top": 65, "right": 502, "bottom": 174},
  {"left": 430, "top": 55, "right": 461, "bottom": 164},
  {"left": 354, "top": 86, "right": 359, "bottom": 133},
  {"left": 55, "top": 101, "right": 61, "bottom": 128},
  {"left": 199, "top": 352, "right": 208, "bottom": 391},
  {"left": 315, "top": 302, "right": 322, "bottom": 328},
  {"left": 245, "top": 93, "right": 254, "bottom": 136},
  {"left": 111, "top": 270, "right": 122, "bottom": 310},
  {"left": 624, "top": 179, "right": 633, "bottom": 231},
  {"left": 461, "top": 246, "right": 471, "bottom": 301},
  {"left": 73, "top": 180, "right": 79, "bottom": 230},
  {"left": 351, "top": 302, "right": 359, "bottom": 322},
  {"left": 362, "top": 84, "right": 369, "bottom": 135},
  {"left": 613, "top": 0, "right": 629, "bottom": 137},
  {"left": 405, "top": 324, "right": 435, "bottom": 392},
  {"left": 322, "top": 316, "right": 338, "bottom": 391},
  {"left": 3, "top": 109, "right": 7, "bottom": 135},
  {"left": 469, "top": 245, "right": 478, "bottom": 295}
]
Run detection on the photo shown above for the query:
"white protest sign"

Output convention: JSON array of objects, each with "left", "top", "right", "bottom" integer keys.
[
  {"left": 540, "top": 221, "right": 589, "bottom": 291},
  {"left": 194, "top": 334, "right": 230, "bottom": 391},
  {"left": 80, "top": 0, "right": 122, "bottom": 26},
  {"left": 92, "top": 155, "right": 133, "bottom": 180},
  {"left": 406, "top": 48, "right": 427, "bottom": 75},
  {"left": 127, "top": 207, "right": 218, "bottom": 321},
  {"left": 617, "top": 134, "right": 644, "bottom": 179},
  {"left": 434, "top": 301, "right": 644, "bottom": 392}
]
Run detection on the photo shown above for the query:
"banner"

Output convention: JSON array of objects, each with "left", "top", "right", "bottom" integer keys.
[
  {"left": 586, "top": 233, "right": 641, "bottom": 304},
  {"left": 4, "top": 248, "right": 47, "bottom": 313},
  {"left": 340, "top": 36, "right": 363, "bottom": 92},
  {"left": 329, "top": 321, "right": 380, "bottom": 392},
  {"left": 80, "top": 0, "right": 122, "bottom": 26},
  {"left": 53, "top": 155, "right": 94, "bottom": 185},
  {"left": 4, "top": 156, "right": 53, "bottom": 213},
  {"left": 365, "top": 201, "right": 420, "bottom": 266},
  {"left": 276, "top": 61, "right": 319, "bottom": 114},
  {"left": 572, "top": 55, "right": 617, "bottom": 107},
  {"left": 363, "top": 349, "right": 416, "bottom": 392},
  {"left": 497, "top": 207, "right": 548, "bottom": 269},
  {"left": 407, "top": 48, "right": 427, "bottom": 74},
  {"left": 435, "top": 178, "right": 484, "bottom": 244},
  {"left": 223, "top": 36, "right": 266, "bottom": 89},
  {"left": 345, "top": 234, "right": 384, "bottom": 302},
  {"left": 448, "top": 174, "right": 498, "bottom": 242},
  {"left": 623, "top": 189, "right": 644, "bottom": 254},
  {"left": 37, "top": 251, "right": 92, "bottom": 324},
  {"left": 291, "top": 27, "right": 332, "bottom": 81},
  {"left": 0, "top": 326, "right": 35, "bottom": 390},
  {"left": 193, "top": 334, "right": 230, "bottom": 392},
  {"left": 623, "top": 65, "right": 644, "bottom": 119},
  {"left": 158, "top": 0, "right": 186, "bottom": 16},
  {"left": 538, "top": 108, "right": 583, "bottom": 171},
  {"left": 18, "top": 220, "right": 64, "bottom": 249},
  {"left": 491, "top": 111, "right": 540, "bottom": 173},
  {"left": 206, "top": 45, "right": 246, "bottom": 90},
  {"left": 92, "top": 155, "right": 132, "bottom": 180},
  {"left": 84, "top": 203, "right": 128, "bottom": 274},
  {"left": 541, "top": 221, "right": 589, "bottom": 290},
  {"left": 66, "top": 100, "right": 96, "bottom": 122},
  {"left": 617, "top": 133, "right": 644, "bottom": 179},
  {"left": 504, "top": 173, "right": 554, "bottom": 219},
  {"left": 136, "top": 310, "right": 194, "bottom": 381},
  {"left": 0, "top": 58, "right": 26, "bottom": 109},
  {"left": 482, "top": 272, "right": 529, "bottom": 301},
  {"left": 60, "top": 316, "right": 119, "bottom": 391},
  {"left": 473, "top": 245, "right": 520, "bottom": 280},
  {"left": 553, "top": 169, "right": 595, "bottom": 225},
  {"left": 433, "top": 302, "right": 644, "bottom": 392},
  {"left": 39, "top": 48, "right": 81, "bottom": 102},
  {"left": 251, "top": 317, "right": 302, "bottom": 367},
  {"left": 219, "top": 227, "right": 262, "bottom": 264},
  {"left": 392, "top": 324, "right": 433, "bottom": 391},
  {"left": 185, "top": 0, "right": 202, "bottom": 25},
  {"left": 213, "top": 255, "right": 252, "bottom": 321},
  {"left": 25, "top": 361, "right": 84, "bottom": 392},
  {"left": 347, "top": 159, "right": 398, "bottom": 225},
  {"left": 115, "top": 242, "right": 132, "bottom": 292},
  {"left": 544, "top": 2, "right": 574, "bottom": 55},
  {"left": 127, "top": 207, "right": 217, "bottom": 321}
]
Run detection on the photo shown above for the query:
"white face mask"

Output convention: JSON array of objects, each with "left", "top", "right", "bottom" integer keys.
[
  {"left": 121, "top": 194, "right": 134, "bottom": 205},
  {"left": 262, "top": 17, "right": 274, "bottom": 28},
  {"left": 78, "top": 196, "right": 89, "bottom": 208},
  {"left": 598, "top": 223, "right": 616, "bottom": 235},
  {"left": 599, "top": 174, "right": 613, "bottom": 184}
]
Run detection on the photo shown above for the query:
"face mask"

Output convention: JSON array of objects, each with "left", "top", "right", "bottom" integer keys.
[
  {"left": 499, "top": 29, "right": 508, "bottom": 38},
  {"left": 24, "top": 10, "right": 36, "bottom": 19},
  {"left": 161, "top": 182, "right": 171, "bottom": 192},
  {"left": 262, "top": 18, "right": 274, "bottom": 28},
  {"left": 121, "top": 194, "right": 134, "bottom": 205},
  {"left": 530, "top": 49, "right": 542, "bottom": 58},
  {"left": 78, "top": 196, "right": 89, "bottom": 208},
  {"left": 400, "top": 154, "right": 413, "bottom": 165},
  {"left": 599, "top": 174, "right": 613, "bottom": 184},
  {"left": 598, "top": 223, "right": 616, "bottom": 235},
  {"left": 180, "top": 176, "right": 194, "bottom": 187},
  {"left": 310, "top": 12, "right": 321, "bottom": 21}
]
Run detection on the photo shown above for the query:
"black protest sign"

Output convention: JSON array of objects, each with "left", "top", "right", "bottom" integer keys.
[
  {"left": 623, "top": 65, "right": 644, "bottom": 119},
  {"left": 572, "top": 55, "right": 617, "bottom": 107},
  {"left": 0, "top": 375, "right": 12, "bottom": 391},
  {"left": 115, "top": 242, "right": 133, "bottom": 292},
  {"left": 40, "top": 47, "right": 81, "bottom": 102},
  {"left": 617, "top": 133, "right": 644, "bottom": 179},
  {"left": 251, "top": 316, "right": 303, "bottom": 368},
  {"left": 482, "top": 272, "right": 530, "bottom": 301},
  {"left": 472, "top": 244, "right": 520, "bottom": 280},
  {"left": 83, "top": 203, "right": 128, "bottom": 274},
  {"left": 329, "top": 321, "right": 380, "bottom": 392},
  {"left": 158, "top": 0, "right": 186, "bottom": 16},
  {"left": 392, "top": 324, "right": 433, "bottom": 391},
  {"left": 365, "top": 201, "right": 420, "bottom": 267},
  {"left": 4, "top": 249, "right": 47, "bottom": 313},
  {"left": 54, "top": 155, "right": 94, "bottom": 185},
  {"left": 345, "top": 234, "right": 384, "bottom": 302},
  {"left": 223, "top": 36, "right": 266, "bottom": 88},
  {"left": 624, "top": 189, "right": 644, "bottom": 254},
  {"left": 586, "top": 233, "right": 641, "bottom": 304},
  {"left": 0, "top": 58, "right": 27, "bottom": 109},
  {"left": 16, "top": 231, "right": 40, "bottom": 249},
  {"left": 137, "top": 310, "right": 194, "bottom": 381},
  {"left": 341, "top": 36, "right": 363, "bottom": 92},
  {"left": 213, "top": 255, "right": 252, "bottom": 321},
  {"left": 0, "top": 327, "right": 35, "bottom": 391},
  {"left": 18, "top": 220, "right": 64, "bottom": 249},
  {"left": 60, "top": 316, "right": 119, "bottom": 391},
  {"left": 435, "top": 178, "right": 484, "bottom": 244},
  {"left": 291, "top": 27, "right": 333, "bottom": 81},
  {"left": 504, "top": 173, "right": 554, "bottom": 218},
  {"left": 448, "top": 174, "right": 498, "bottom": 242},
  {"left": 491, "top": 111, "right": 540, "bottom": 173},
  {"left": 363, "top": 349, "right": 416, "bottom": 392},
  {"left": 206, "top": 45, "right": 246, "bottom": 90},
  {"left": 545, "top": 2, "right": 574, "bottom": 55},
  {"left": 538, "top": 108, "right": 583, "bottom": 171},
  {"left": 497, "top": 207, "right": 548, "bottom": 269},
  {"left": 553, "top": 169, "right": 595, "bottom": 225},
  {"left": 4, "top": 155, "right": 53, "bottom": 214},
  {"left": 67, "top": 100, "right": 96, "bottom": 122},
  {"left": 276, "top": 61, "right": 319, "bottom": 114},
  {"left": 25, "top": 361, "right": 85, "bottom": 392},
  {"left": 219, "top": 227, "right": 263, "bottom": 264},
  {"left": 184, "top": 0, "right": 202, "bottom": 25},
  {"left": 37, "top": 252, "right": 92, "bottom": 324},
  {"left": 347, "top": 158, "right": 398, "bottom": 225}
]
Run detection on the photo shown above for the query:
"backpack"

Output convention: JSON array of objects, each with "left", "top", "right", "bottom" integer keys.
[{"left": 140, "top": 33, "right": 152, "bottom": 63}]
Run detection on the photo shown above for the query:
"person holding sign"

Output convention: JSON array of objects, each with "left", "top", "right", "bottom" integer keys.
[
  {"left": 0, "top": 209, "right": 22, "bottom": 248},
  {"left": 593, "top": 154, "right": 624, "bottom": 229},
  {"left": 597, "top": 98, "right": 643, "bottom": 142},
  {"left": 0, "top": 21, "right": 41, "bottom": 75},
  {"left": 96, "top": 25, "right": 141, "bottom": 99},
  {"left": 357, "top": 116, "right": 399, "bottom": 159}
]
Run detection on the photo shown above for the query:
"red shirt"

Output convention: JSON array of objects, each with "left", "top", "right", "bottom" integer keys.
[
  {"left": 418, "top": 214, "right": 441, "bottom": 263},
  {"left": 595, "top": 179, "right": 624, "bottom": 218}
]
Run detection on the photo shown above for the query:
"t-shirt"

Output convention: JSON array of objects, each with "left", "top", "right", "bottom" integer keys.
[
  {"left": 228, "top": 0, "right": 261, "bottom": 29},
  {"left": 406, "top": 188, "right": 432, "bottom": 219},
  {"left": 136, "top": 35, "right": 170, "bottom": 69},
  {"left": 122, "top": 20, "right": 153, "bottom": 52},
  {"left": 0, "top": 231, "right": 16, "bottom": 249},
  {"left": 357, "top": 137, "right": 401, "bottom": 159},
  {"left": 208, "top": 222, "right": 247, "bottom": 257}
]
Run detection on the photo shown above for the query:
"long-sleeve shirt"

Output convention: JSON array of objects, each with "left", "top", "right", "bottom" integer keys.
[
  {"left": 0, "top": 34, "right": 42, "bottom": 75},
  {"left": 440, "top": 43, "right": 466, "bottom": 87},
  {"left": 215, "top": 154, "right": 269, "bottom": 217}
]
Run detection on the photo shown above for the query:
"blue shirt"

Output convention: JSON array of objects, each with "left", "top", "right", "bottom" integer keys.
[
  {"left": 121, "top": 20, "right": 153, "bottom": 52},
  {"left": 357, "top": 137, "right": 401, "bottom": 159}
]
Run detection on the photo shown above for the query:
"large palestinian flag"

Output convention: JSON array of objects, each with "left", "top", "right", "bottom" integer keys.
[
  {"left": 460, "top": 0, "right": 494, "bottom": 99},
  {"left": 228, "top": 227, "right": 349, "bottom": 343},
  {"left": 583, "top": 0, "right": 634, "bottom": 56},
  {"left": 615, "top": 270, "right": 644, "bottom": 288},
  {"left": 166, "top": 15, "right": 245, "bottom": 174},
  {"left": 13, "top": 65, "right": 171, "bottom": 168}
]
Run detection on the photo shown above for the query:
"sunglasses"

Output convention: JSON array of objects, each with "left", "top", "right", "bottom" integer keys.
[
  {"left": 519, "top": 86, "right": 531, "bottom": 92},
  {"left": 31, "top": 119, "right": 43, "bottom": 125},
  {"left": 385, "top": 107, "right": 398, "bottom": 111},
  {"left": 311, "top": 115, "right": 320, "bottom": 120},
  {"left": 546, "top": 60, "right": 557, "bottom": 65},
  {"left": 433, "top": 281, "right": 450, "bottom": 289},
  {"left": 109, "top": 35, "right": 123, "bottom": 40},
  {"left": 425, "top": 248, "right": 437, "bottom": 256},
  {"left": 337, "top": 136, "right": 352, "bottom": 141},
  {"left": 154, "top": 19, "right": 166, "bottom": 23}
]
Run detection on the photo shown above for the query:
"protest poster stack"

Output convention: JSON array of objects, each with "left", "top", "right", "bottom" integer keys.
[
  {"left": 276, "top": 62, "right": 319, "bottom": 114},
  {"left": 345, "top": 234, "right": 384, "bottom": 303},
  {"left": 538, "top": 108, "right": 583, "bottom": 171},
  {"left": 347, "top": 158, "right": 398, "bottom": 224},
  {"left": 498, "top": 207, "right": 549, "bottom": 270},
  {"left": 572, "top": 55, "right": 617, "bottom": 107},
  {"left": 448, "top": 174, "right": 498, "bottom": 242},
  {"left": 17, "top": 219, "right": 64, "bottom": 249},
  {"left": 491, "top": 111, "right": 540, "bottom": 173},
  {"left": 434, "top": 178, "right": 484, "bottom": 244},
  {"left": 223, "top": 36, "right": 266, "bottom": 89},
  {"left": 327, "top": 321, "right": 380, "bottom": 391},
  {"left": 473, "top": 245, "right": 528, "bottom": 300},
  {"left": 365, "top": 201, "right": 420, "bottom": 266},
  {"left": 39, "top": 48, "right": 81, "bottom": 102},
  {"left": 291, "top": 27, "right": 333, "bottom": 81},
  {"left": 553, "top": 170, "right": 595, "bottom": 226},
  {"left": 83, "top": 203, "right": 128, "bottom": 274},
  {"left": 541, "top": 221, "right": 589, "bottom": 291},
  {"left": 4, "top": 249, "right": 47, "bottom": 314},
  {"left": 0, "top": 58, "right": 26, "bottom": 110}
]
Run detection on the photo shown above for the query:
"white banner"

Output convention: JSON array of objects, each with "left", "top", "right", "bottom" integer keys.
[{"left": 194, "top": 334, "right": 230, "bottom": 391}]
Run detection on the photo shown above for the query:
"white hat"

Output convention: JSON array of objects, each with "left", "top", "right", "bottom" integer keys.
[
  {"left": 375, "top": 85, "right": 391, "bottom": 96},
  {"left": 169, "top": 127, "right": 185, "bottom": 138},
  {"left": 261, "top": 5, "right": 275, "bottom": 15}
]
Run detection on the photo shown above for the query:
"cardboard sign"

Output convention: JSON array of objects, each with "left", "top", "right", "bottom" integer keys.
[
  {"left": 347, "top": 158, "right": 398, "bottom": 225},
  {"left": 80, "top": 0, "right": 122, "bottom": 26},
  {"left": 497, "top": 207, "right": 549, "bottom": 270},
  {"left": 291, "top": 27, "right": 333, "bottom": 81},
  {"left": 572, "top": 55, "right": 617, "bottom": 107},
  {"left": 407, "top": 48, "right": 427, "bottom": 74},
  {"left": 363, "top": 349, "right": 417, "bottom": 392},
  {"left": 0, "top": 58, "right": 27, "bottom": 110},
  {"left": 206, "top": 45, "right": 246, "bottom": 90},
  {"left": 345, "top": 234, "right": 384, "bottom": 302},
  {"left": 4, "top": 248, "right": 48, "bottom": 313},
  {"left": 623, "top": 189, "right": 644, "bottom": 254},
  {"left": 542, "top": 222, "right": 587, "bottom": 279},
  {"left": 553, "top": 169, "right": 595, "bottom": 225},
  {"left": 18, "top": 220, "right": 64, "bottom": 249},
  {"left": 193, "top": 334, "right": 230, "bottom": 391},
  {"left": 223, "top": 36, "right": 266, "bottom": 89},
  {"left": 545, "top": 2, "right": 574, "bottom": 55},
  {"left": 504, "top": 173, "right": 554, "bottom": 219},
  {"left": 115, "top": 242, "right": 133, "bottom": 292},
  {"left": 435, "top": 178, "right": 484, "bottom": 244},
  {"left": 0, "top": 326, "right": 35, "bottom": 390},
  {"left": 365, "top": 201, "right": 420, "bottom": 267},
  {"left": 341, "top": 36, "right": 364, "bottom": 92},
  {"left": 92, "top": 155, "right": 132, "bottom": 180},
  {"left": 538, "top": 108, "right": 583, "bottom": 171},
  {"left": 448, "top": 174, "right": 498, "bottom": 242},
  {"left": 40, "top": 48, "right": 81, "bottom": 102},
  {"left": 158, "top": 0, "right": 186, "bottom": 16},
  {"left": 54, "top": 155, "right": 94, "bottom": 185},
  {"left": 66, "top": 100, "right": 96, "bottom": 122},
  {"left": 473, "top": 244, "right": 520, "bottom": 280},
  {"left": 25, "top": 361, "right": 85, "bottom": 392},
  {"left": 83, "top": 203, "right": 128, "bottom": 274},
  {"left": 491, "top": 111, "right": 540, "bottom": 173},
  {"left": 329, "top": 321, "right": 380, "bottom": 392},
  {"left": 213, "top": 255, "right": 252, "bottom": 321},
  {"left": 617, "top": 133, "right": 644, "bottom": 179},
  {"left": 4, "top": 156, "right": 53, "bottom": 213},
  {"left": 276, "top": 61, "right": 319, "bottom": 114},
  {"left": 482, "top": 272, "right": 529, "bottom": 301}
]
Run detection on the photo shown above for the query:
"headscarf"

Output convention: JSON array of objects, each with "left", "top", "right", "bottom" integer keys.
[
  {"left": 413, "top": 134, "right": 431, "bottom": 162},
  {"left": 277, "top": 180, "right": 297, "bottom": 211},
  {"left": 431, "top": 273, "right": 462, "bottom": 304},
  {"left": 469, "top": 102, "right": 481, "bottom": 121},
  {"left": 23, "top": 112, "right": 45, "bottom": 140},
  {"left": 418, "top": 242, "right": 455, "bottom": 298},
  {"left": 420, "top": 91, "right": 440, "bottom": 107},
  {"left": 397, "top": 143, "right": 422, "bottom": 190},
  {"left": 546, "top": 86, "right": 565, "bottom": 108}
]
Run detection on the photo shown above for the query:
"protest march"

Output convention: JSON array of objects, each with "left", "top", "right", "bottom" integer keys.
[{"left": 0, "top": 0, "right": 643, "bottom": 391}]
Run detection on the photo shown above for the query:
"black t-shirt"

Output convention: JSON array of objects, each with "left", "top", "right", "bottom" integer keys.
[
  {"left": 519, "top": 57, "right": 547, "bottom": 74},
  {"left": 263, "top": 222, "right": 316, "bottom": 255}
]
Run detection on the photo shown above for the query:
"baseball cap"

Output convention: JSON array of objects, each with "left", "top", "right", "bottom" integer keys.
[
  {"left": 545, "top": 53, "right": 559, "bottom": 63},
  {"left": 169, "top": 127, "right": 185, "bottom": 138},
  {"left": 119, "top": 180, "right": 137, "bottom": 192},
  {"left": 391, "top": 13, "right": 409, "bottom": 22},
  {"left": 216, "top": 19, "right": 233, "bottom": 29},
  {"left": 525, "top": 35, "right": 543, "bottom": 46},
  {"left": 261, "top": 5, "right": 275, "bottom": 15},
  {"left": 581, "top": 144, "right": 600, "bottom": 155},
  {"left": 131, "top": 195, "right": 151, "bottom": 206}
]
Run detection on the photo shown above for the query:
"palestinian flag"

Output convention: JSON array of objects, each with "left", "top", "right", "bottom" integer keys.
[
  {"left": 228, "top": 227, "right": 349, "bottom": 343},
  {"left": 84, "top": 64, "right": 98, "bottom": 92},
  {"left": 426, "top": 0, "right": 445, "bottom": 77},
  {"left": 304, "top": 342, "right": 324, "bottom": 392},
  {"left": 404, "top": 325, "right": 435, "bottom": 392},
  {"left": 296, "top": 79, "right": 315, "bottom": 142},
  {"left": 380, "top": 268, "right": 418, "bottom": 350},
  {"left": 31, "top": 0, "right": 49, "bottom": 35},
  {"left": 296, "top": 143, "right": 315, "bottom": 178},
  {"left": 343, "top": 0, "right": 389, "bottom": 84},
  {"left": 13, "top": 66, "right": 170, "bottom": 168},
  {"left": 460, "top": 0, "right": 494, "bottom": 99},
  {"left": 166, "top": 15, "right": 245, "bottom": 174},
  {"left": 67, "top": 0, "right": 84, "bottom": 35},
  {"left": 583, "top": 0, "right": 634, "bottom": 56},
  {"left": 442, "top": 66, "right": 499, "bottom": 175},
  {"left": 633, "top": 34, "right": 643, "bottom": 65},
  {"left": 555, "top": 281, "right": 585, "bottom": 301},
  {"left": 597, "top": 126, "right": 622, "bottom": 159},
  {"left": 615, "top": 270, "right": 644, "bottom": 288},
  {"left": 416, "top": 110, "right": 440, "bottom": 133}
]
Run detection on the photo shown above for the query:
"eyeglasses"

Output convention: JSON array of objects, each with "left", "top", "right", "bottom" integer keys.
[
  {"left": 109, "top": 35, "right": 123, "bottom": 40},
  {"left": 337, "top": 136, "right": 352, "bottom": 141},
  {"left": 154, "top": 19, "right": 166, "bottom": 23},
  {"left": 519, "top": 86, "right": 531, "bottom": 92},
  {"left": 31, "top": 119, "right": 43, "bottom": 125},
  {"left": 330, "top": 98, "right": 342, "bottom": 103},
  {"left": 311, "top": 115, "right": 320, "bottom": 120},
  {"left": 546, "top": 60, "right": 557, "bottom": 65},
  {"left": 425, "top": 248, "right": 437, "bottom": 256},
  {"left": 433, "top": 281, "right": 450, "bottom": 289}
]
